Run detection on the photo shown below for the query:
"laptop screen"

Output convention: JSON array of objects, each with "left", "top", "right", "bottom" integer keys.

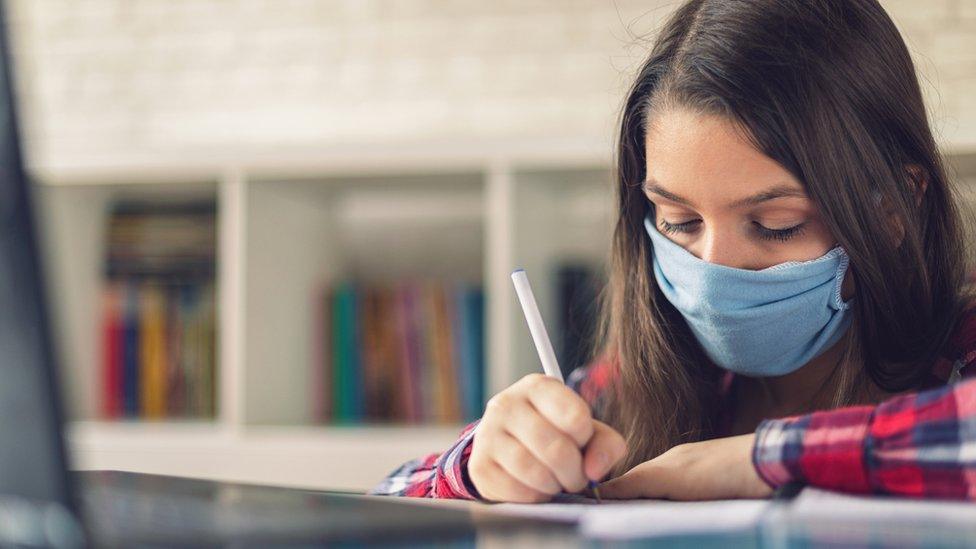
[{"left": 0, "top": 4, "right": 73, "bottom": 508}]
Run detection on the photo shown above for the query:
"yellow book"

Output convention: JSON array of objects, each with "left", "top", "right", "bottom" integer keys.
[{"left": 139, "top": 283, "right": 168, "bottom": 419}]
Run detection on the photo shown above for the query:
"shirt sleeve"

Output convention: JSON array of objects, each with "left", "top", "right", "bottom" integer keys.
[
  {"left": 367, "top": 420, "right": 482, "bottom": 499},
  {"left": 367, "top": 356, "right": 616, "bottom": 500},
  {"left": 752, "top": 374, "right": 976, "bottom": 499}
]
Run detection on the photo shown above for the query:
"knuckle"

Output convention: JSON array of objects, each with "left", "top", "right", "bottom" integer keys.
[
  {"left": 511, "top": 447, "right": 555, "bottom": 493},
  {"left": 524, "top": 464, "right": 557, "bottom": 494},
  {"left": 542, "top": 437, "right": 578, "bottom": 468},
  {"left": 485, "top": 392, "right": 512, "bottom": 414},
  {"left": 509, "top": 444, "right": 535, "bottom": 471},
  {"left": 562, "top": 404, "right": 592, "bottom": 436},
  {"left": 522, "top": 372, "right": 548, "bottom": 388}
]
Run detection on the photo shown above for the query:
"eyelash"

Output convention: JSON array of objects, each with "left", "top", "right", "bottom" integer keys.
[{"left": 659, "top": 219, "right": 807, "bottom": 242}]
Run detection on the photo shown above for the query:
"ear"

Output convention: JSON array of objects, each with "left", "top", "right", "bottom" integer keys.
[
  {"left": 905, "top": 164, "right": 928, "bottom": 207},
  {"left": 887, "top": 164, "right": 929, "bottom": 246}
]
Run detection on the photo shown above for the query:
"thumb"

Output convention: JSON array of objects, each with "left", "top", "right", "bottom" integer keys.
[
  {"left": 598, "top": 464, "right": 657, "bottom": 500},
  {"left": 599, "top": 460, "right": 676, "bottom": 500},
  {"left": 582, "top": 419, "right": 627, "bottom": 482}
]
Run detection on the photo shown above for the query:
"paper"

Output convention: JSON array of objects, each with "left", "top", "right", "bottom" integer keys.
[
  {"left": 773, "top": 488, "right": 976, "bottom": 546},
  {"left": 478, "top": 488, "right": 976, "bottom": 541},
  {"left": 490, "top": 496, "right": 770, "bottom": 539},
  {"left": 579, "top": 499, "right": 770, "bottom": 539},
  {"left": 790, "top": 487, "right": 976, "bottom": 524}
]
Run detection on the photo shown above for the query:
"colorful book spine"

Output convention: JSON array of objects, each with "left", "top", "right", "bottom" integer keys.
[
  {"left": 454, "top": 282, "right": 485, "bottom": 421},
  {"left": 100, "top": 202, "right": 217, "bottom": 421},
  {"left": 179, "top": 284, "right": 199, "bottom": 416},
  {"left": 196, "top": 284, "right": 217, "bottom": 418},
  {"left": 394, "top": 282, "right": 419, "bottom": 423},
  {"left": 139, "top": 283, "right": 167, "bottom": 419},
  {"left": 122, "top": 283, "right": 140, "bottom": 417},
  {"left": 166, "top": 284, "right": 185, "bottom": 417},
  {"left": 100, "top": 283, "right": 123, "bottom": 419},
  {"left": 468, "top": 288, "right": 485, "bottom": 420},
  {"left": 432, "top": 284, "right": 461, "bottom": 423},
  {"left": 317, "top": 279, "right": 485, "bottom": 425}
]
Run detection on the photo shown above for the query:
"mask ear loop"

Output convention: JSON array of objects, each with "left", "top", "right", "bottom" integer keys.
[{"left": 831, "top": 251, "right": 853, "bottom": 310}]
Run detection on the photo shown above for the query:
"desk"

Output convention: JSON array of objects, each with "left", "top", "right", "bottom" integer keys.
[{"left": 76, "top": 471, "right": 976, "bottom": 548}]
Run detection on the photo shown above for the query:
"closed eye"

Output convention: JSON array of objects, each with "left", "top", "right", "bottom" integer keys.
[{"left": 659, "top": 219, "right": 807, "bottom": 242}]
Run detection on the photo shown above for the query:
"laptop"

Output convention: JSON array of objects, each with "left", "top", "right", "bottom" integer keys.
[{"left": 0, "top": 6, "right": 571, "bottom": 548}]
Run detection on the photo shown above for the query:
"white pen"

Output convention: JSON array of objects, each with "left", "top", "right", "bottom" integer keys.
[{"left": 510, "top": 268, "right": 601, "bottom": 502}]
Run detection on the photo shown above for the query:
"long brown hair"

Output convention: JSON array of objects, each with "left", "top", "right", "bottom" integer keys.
[{"left": 592, "top": 0, "right": 974, "bottom": 475}]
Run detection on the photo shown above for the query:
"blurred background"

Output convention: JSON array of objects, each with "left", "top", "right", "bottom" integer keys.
[{"left": 3, "top": 0, "right": 975, "bottom": 491}]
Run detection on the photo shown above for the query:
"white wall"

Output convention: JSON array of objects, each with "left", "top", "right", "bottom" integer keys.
[{"left": 3, "top": 0, "right": 976, "bottom": 173}]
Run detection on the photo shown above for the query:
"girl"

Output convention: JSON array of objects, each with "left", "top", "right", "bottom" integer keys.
[{"left": 370, "top": 0, "right": 976, "bottom": 503}]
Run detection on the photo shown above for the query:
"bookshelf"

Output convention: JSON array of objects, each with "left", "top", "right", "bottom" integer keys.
[
  {"left": 31, "top": 136, "right": 617, "bottom": 491},
  {"left": 31, "top": 140, "right": 976, "bottom": 492}
]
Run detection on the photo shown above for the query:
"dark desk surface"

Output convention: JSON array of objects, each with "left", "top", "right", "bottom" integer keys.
[
  {"left": 76, "top": 470, "right": 581, "bottom": 547},
  {"left": 75, "top": 471, "right": 976, "bottom": 548}
]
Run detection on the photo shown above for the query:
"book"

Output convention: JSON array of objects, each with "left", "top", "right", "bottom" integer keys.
[
  {"left": 100, "top": 282, "right": 124, "bottom": 419},
  {"left": 100, "top": 201, "right": 217, "bottom": 421},
  {"left": 122, "top": 283, "right": 140, "bottom": 417},
  {"left": 315, "top": 278, "right": 485, "bottom": 425},
  {"left": 139, "top": 283, "right": 167, "bottom": 419}
]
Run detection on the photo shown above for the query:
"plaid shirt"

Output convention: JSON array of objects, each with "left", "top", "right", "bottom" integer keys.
[{"left": 369, "top": 308, "right": 976, "bottom": 500}]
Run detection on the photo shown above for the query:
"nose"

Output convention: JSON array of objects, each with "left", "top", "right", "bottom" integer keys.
[{"left": 697, "top": 229, "right": 758, "bottom": 270}]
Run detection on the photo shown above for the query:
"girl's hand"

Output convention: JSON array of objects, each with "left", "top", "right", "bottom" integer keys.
[
  {"left": 468, "top": 373, "right": 628, "bottom": 503},
  {"left": 598, "top": 434, "right": 773, "bottom": 500}
]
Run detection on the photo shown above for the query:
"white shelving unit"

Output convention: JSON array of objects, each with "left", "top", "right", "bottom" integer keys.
[{"left": 31, "top": 136, "right": 618, "bottom": 491}]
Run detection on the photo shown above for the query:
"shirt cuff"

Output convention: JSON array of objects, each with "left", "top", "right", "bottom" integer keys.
[
  {"left": 435, "top": 421, "right": 485, "bottom": 500},
  {"left": 752, "top": 405, "right": 874, "bottom": 493}
]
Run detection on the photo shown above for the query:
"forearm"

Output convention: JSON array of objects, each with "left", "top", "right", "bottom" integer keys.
[{"left": 753, "top": 377, "right": 976, "bottom": 499}]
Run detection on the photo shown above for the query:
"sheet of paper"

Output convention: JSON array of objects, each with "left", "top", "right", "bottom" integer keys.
[
  {"left": 436, "top": 487, "right": 976, "bottom": 541},
  {"left": 490, "top": 496, "right": 770, "bottom": 539},
  {"left": 579, "top": 499, "right": 770, "bottom": 539},
  {"left": 773, "top": 488, "right": 976, "bottom": 546},
  {"left": 790, "top": 487, "right": 976, "bottom": 524}
]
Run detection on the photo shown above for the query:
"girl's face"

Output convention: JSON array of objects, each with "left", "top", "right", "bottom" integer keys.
[{"left": 644, "top": 108, "right": 838, "bottom": 271}]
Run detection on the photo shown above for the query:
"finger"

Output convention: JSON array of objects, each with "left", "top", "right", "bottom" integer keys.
[
  {"left": 493, "top": 431, "right": 562, "bottom": 496},
  {"left": 598, "top": 463, "right": 669, "bottom": 500},
  {"left": 474, "top": 456, "right": 551, "bottom": 503},
  {"left": 503, "top": 399, "right": 588, "bottom": 493},
  {"left": 521, "top": 376, "right": 593, "bottom": 446},
  {"left": 582, "top": 420, "right": 628, "bottom": 482}
]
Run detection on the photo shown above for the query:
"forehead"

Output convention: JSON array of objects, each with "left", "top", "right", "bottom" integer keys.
[{"left": 644, "top": 108, "right": 803, "bottom": 200}]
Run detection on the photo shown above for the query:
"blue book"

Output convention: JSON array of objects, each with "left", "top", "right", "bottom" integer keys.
[
  {"left": 122, "top": 282, "right": 141, "bottom": 417},
  {"left": 455, "top": 284, "right": 485, "bottom": 421},
  {"left": 467, "top": 288, "right": 485, "bottom": 420},
  {"left": 349, "top": 283, "right": 364, "bottom": 421},
  {"left": 333, "top": 284, "right": 351, "bottom": 423}
]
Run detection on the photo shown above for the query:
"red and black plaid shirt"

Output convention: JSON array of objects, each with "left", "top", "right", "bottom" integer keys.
[{"left": 369, "top": 307, "right": 976, "bottom": 500}]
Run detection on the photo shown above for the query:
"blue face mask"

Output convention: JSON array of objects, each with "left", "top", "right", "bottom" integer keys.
[{"left": 644, "top": 213, "right": 853, "bottom": 377}]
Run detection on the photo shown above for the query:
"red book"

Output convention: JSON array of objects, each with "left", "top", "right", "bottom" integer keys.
[{"left": 101, "top": 283, "right": 123, "bottom": 419}]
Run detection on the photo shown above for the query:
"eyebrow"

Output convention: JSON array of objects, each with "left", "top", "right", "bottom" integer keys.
[{"left": 643, "top": 180, "right": 808, "bottom": 208}]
